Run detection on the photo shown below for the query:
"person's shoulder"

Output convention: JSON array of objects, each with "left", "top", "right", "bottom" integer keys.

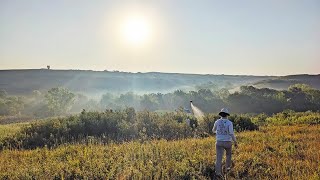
[{"left": 227, "top": 119, "right": 233, "bottom": 124}]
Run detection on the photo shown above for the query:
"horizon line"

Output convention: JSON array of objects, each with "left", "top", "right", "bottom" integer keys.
[{"left": 0, "top": 68, "right": 319, "bottom": 77}]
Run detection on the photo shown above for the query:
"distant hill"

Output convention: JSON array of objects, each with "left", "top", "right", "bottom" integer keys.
[
  {"left": 0, "top": 69, "right": 271, "bottom": 96},
  {"left": 1, "top": 70, "right": 318, "bottom": 96},
  {"left": 253, "top": 74, "right": 320, "bottom": 90}
]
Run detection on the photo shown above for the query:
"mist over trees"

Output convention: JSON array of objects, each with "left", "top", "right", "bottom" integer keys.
[
  {"left": 0, "top": 90, "right": 24, "bottom": 115},
  {"left": 97, "top": 84, "right": 320, "bottom": 114},
  {"left": 0, "top": 84, "right": 319, "bottom": 120},
  {"left": 45, "top": 87, "right": 75, "bottom": 116}
]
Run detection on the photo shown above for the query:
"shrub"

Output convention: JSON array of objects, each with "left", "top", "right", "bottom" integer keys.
[{"left": 266, "top": 111, "right": 320, "bottom": 125}]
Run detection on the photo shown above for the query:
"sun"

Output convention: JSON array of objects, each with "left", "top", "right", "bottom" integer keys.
[{"left": 121, "top": 16, "right": 151, "bottom": 46}]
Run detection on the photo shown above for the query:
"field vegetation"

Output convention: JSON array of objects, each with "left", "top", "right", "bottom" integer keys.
[
  {"left": 2, "top": 109, "right": 319, "bottom": 150},
  {"left": 0, "top": 124, "right": 319, "bottom": 179},
  {"left": 0, "top": 108, "right": 319, "bottom": 179}
]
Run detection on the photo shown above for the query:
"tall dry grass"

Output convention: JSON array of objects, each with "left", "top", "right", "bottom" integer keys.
[{"left": 0, "top": 125, "right": 319, "bottom": 179}]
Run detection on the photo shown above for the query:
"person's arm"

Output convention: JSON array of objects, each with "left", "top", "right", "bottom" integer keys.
[
  {"left": 230, "top": 134, "right": 237, "bottom": 145},
  {"left": 229, "top": 123, "right": 238, "bottom": 147},
  {"left": 212, "top": 121, "right": 217, "bottom": 134}
]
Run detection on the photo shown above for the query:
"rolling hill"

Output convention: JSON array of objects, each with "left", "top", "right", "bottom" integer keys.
[
  {"left": 0, "top": 70, "right": 319, "bottom": 96},
  {"left": 0, "top": 69, "right": 270, "bottom": 95},
  {"left": 252, "top": 74, "right": 320, "bottom": 90}
]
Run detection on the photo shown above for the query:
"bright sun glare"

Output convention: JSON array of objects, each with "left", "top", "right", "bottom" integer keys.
[{"left": 122, "top": 16, "right": 150, "bottom": 46}]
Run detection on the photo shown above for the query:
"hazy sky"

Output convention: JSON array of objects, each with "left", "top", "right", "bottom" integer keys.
[{"left": 1, "top": 0, "right": 319, "bottom": 75}]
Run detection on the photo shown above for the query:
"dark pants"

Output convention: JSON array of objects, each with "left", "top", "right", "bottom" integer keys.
[{"left": 215, "top": 141, "right": 232, "bottom": 175}]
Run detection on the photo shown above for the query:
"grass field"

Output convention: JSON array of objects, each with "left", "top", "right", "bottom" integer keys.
[{"left": 0, "top": 125, "right": 319, "bottom": 179}]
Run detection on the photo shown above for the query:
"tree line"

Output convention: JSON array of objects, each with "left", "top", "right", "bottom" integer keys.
[{"left": 0, "top": 83, "right": 319, "bottom": 119}]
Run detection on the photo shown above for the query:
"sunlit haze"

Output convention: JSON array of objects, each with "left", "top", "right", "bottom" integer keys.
[
  {"left": 0, "top": 0, "right": 319, "bottom": 75},
  {"left": 121, "top": 16, "right": 151, "bottom": 46}
]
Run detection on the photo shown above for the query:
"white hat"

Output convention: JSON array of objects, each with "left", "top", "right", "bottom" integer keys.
[{"left": 219, "top": 108, "right": 230, "bottom": 116}]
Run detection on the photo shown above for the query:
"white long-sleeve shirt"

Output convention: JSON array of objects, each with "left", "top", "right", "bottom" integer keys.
[{"left": 212, "top": 118, "right": 237, "bottom": 142}]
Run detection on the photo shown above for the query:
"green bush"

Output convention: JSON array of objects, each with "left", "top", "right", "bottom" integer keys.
[
  {"left": 229, "top": 114, "right": 259, "bottom": 131},
  {"left": 1, "top": 108, "right": 196, "bottom": 149}
]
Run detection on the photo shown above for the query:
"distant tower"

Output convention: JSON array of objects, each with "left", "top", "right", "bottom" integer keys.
[{"left": 47, "top": 65, "right": 50, "bottom": 70}]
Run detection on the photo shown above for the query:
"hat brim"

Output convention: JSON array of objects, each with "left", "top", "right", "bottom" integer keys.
[{"left": 219, "top": 112, "right": 230, "bottom": 116}]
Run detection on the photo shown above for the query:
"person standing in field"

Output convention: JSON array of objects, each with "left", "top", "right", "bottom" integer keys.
[{"left": 212, "top": 108, "right": 238, "bottom": 177}]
